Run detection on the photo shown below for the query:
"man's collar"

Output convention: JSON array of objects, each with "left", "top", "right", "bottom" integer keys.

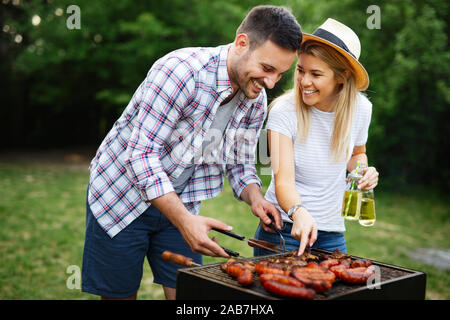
[{"left": 216, "top": 43, "right": 233, "bottom": 93}]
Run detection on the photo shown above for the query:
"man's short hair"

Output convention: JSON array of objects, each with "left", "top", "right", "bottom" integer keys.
[{"left": 237, "top": 5, "right": 302, "bottom": 52}]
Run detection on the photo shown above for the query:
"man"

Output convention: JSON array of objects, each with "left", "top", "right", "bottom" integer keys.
[{"left": 82, "top": 5, "right": 302, "bottom": 300}]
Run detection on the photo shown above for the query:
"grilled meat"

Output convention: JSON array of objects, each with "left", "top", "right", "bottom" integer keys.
[
  {"left": 290, "top": 262, "right": 335, "bottom": 293},
  {"left": 287, "top": 248, "right": 319, "bottom": 261},
  {"left": 351, "top": 259, "right": 372, "bottom": 268},
  {"left": 262, "top": 280, "right": 316, "bottom": 300},
  {"left": 317, "top": 249, "right": 352, "bottom": 260},
  {"left": 319, "top": 258, "right": 340, "bottom": 269},
  {"left": 162, "top": 251, "right": 196, "bottom": 267},
  {"left": 220, "top": 258, "right": 255, "bottom": 286},
  {"left": 255, "top": 261, "right": 288, "bottom": 275},
  {"left": 224, "top": 263, "right": 253, "bottom": 286},
  {"left": 259, "top": 273, "right": 305, "bottom": 288},
  {"left": 339, "top": 266, "right": 376, "bottom": 284}
]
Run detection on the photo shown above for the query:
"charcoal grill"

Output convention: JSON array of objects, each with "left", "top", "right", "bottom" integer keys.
[{"left": 176, "top": 248, "right": 426, "bottom": 300}]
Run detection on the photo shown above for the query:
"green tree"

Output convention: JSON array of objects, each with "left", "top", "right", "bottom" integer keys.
[
  {"left": 287, "top": 0, "right": 450, "bottom": 189},
  {"left": 2, "top": 0, "right": 448, "bottom": 190}
]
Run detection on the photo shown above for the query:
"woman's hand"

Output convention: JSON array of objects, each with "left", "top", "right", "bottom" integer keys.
[
  {"left": 357, "top": 166, "right": 379, "bottom": 190},
  {"left": 290, "top": 207, "right": 317, "bottom": 256}
]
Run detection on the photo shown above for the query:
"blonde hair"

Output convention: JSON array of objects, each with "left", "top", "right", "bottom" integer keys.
[{"left": 269, "top": 40, "right": 359, "bottom": 162}]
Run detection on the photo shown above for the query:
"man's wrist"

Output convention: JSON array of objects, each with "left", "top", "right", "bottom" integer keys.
[{"left": 241, "top": 183, "right": 263, "bottom": 206}]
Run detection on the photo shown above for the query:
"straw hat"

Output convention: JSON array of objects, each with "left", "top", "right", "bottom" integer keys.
[{"left": 302, "top": 18, "right": 369, "bottom": 90}]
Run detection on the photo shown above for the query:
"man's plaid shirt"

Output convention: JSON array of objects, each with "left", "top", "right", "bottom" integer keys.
[{"left": 88, "top": 44, "right": 267, "bottom": 238}]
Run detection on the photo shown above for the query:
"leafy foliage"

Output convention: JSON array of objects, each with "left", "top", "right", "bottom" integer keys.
[{"left": 1, "top": 0, "right": 448, "bottom": 189}]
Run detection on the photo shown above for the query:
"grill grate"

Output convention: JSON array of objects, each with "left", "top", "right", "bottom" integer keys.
[{"left": 177, "top": 249, "right": 426, "bottom": 300}]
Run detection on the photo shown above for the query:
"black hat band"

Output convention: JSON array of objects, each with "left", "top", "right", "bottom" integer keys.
[{"left": 312, "top": 28, "right": 357, "bottom": 59}]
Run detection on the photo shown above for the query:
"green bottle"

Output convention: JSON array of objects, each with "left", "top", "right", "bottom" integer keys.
[
  {"left": 359, "top": 189, "right": 376, "bottom": 226},
  {"left": 342, "top": 173, "right": 362, "bottom": 220}
]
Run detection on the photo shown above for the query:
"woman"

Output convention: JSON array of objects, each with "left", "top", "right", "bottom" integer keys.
[{"left": 255, "top": 18, "right": 379, "bottom": 256}]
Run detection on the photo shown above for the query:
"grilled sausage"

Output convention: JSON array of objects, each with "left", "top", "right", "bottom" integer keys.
[
  {"left": 237, "top": 269, "right": 253, "bottom": 286},
  {"left": 259, "top": 273, "right": 305, "bottom": 288},
  {"left": 291, "top": 271, "right": 333, "bottom": 293},
  {"left": 262, "top": 280, "right": 316, "bottom": 300},
  {"left": 226, "top": 264, "right": 253, "bottom": 286},
  {"left": 351, "top": 259, "right": 372, "bottom": 268},
  {"left": 330, "top": 264, "right": 348, "bottom": 278},
  {"left": 221, "top": 259, "right": 255, "bottom": 273},
  {"left": 290, "top": 263, "right": 335, "bottom": 293},
  {"left": 339, "top": 266, "right": 376, "bottom": 284},
  {"left": 319, "top": 258, "right": 340, "bottom": 269},
  {"left": 328, "top": 258, "right": 352, "bottom": 278},
  {"left": 339, "top": 258, "right": 351, "bottom": 268},
  {"left": 162, "top": 251, "right": 195, "bottom": 267},
  {"left": 255, "top": 261, "right": 287, "bottom": 275},
  {"left": 220, "top": 258, "right": 237, "bottom": 272}
]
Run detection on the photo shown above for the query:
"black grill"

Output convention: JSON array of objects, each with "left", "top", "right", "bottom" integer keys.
[{"left": 176, "top": 248, "right": 426, "bottom": 300}]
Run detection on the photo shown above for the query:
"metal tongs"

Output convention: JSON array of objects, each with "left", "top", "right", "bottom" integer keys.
[
  {"left": 268, "top": 222, "right": 286, "bottom": 252},
  {"left": 212, "top": 227, "right": 287, "bottom": 255}
]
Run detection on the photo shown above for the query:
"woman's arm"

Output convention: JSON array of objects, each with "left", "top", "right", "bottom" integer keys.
[
  {"left": 268, "top": 130, "right": 317, "bottom": 255},
  {"left": 347, "top": 145, "right": 368, "bottom": 172},
  {"left": 269, "top": 129, "right": 300, "bottom": 213}
]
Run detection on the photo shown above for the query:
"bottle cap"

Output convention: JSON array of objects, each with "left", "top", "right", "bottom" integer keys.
[{"left": 347, "top": 172, "right": 363, "bottom": 181}]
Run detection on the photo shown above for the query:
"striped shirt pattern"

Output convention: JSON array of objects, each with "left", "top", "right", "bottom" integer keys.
[
  {"left": 88, "top": 44, "right": 266, "bottom": 238},
  {"left": 264, "top": 92, "right": 372, "bottom": 232}
]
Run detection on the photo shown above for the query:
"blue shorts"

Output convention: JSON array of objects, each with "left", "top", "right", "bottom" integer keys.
[
  {"left": 253, "top": 223, "right": 347, "bottom": 256},
  {"left": 81, "top": 198, "right": 202, "bottom": 298}
]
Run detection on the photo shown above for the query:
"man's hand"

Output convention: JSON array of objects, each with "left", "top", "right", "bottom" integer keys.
[
  {"left": 240, "top": 183, "right": 283, "bottom": 232},
  {"left": 150, "top": 192, "right": 232, "bottom": 258},
  {"left": 177, "top": 214, "right": 233, "bottom": 257},
  {"left": 251, "top": 198, "right": 283, "bottom": 232}
]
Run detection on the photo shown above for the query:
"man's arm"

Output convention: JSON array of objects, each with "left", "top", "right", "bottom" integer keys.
[
  {"left": 150, "top": 192, "right": 231, "bottom": 257},
  {"left": 127, "top": 58, "right": 231, "bottom": 257},
  {"left": 125, "top": 58, "right": 192, "bottom": 202}
]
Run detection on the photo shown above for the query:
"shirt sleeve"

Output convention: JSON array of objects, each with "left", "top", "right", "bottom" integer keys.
[
  {"left": 354, "top": 93, "right": 373, "bottom": 146},
  {"left": 124, "top": 56, "right": 196, "bottom": 202},
  {"left": 226, "top": 97, "right": 266, "bottom": 200},
  {"left": 265, "top": 97, "right": 297, "bottom": 139}
]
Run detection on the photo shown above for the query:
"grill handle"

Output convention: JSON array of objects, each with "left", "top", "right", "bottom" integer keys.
[{"left": 212, "top": 227, "right": 245, "bottom": 241}]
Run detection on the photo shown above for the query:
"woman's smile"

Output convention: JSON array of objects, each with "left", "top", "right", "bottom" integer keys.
[{"left": 297, "top": 53, "right": 341, "bottom": 111}]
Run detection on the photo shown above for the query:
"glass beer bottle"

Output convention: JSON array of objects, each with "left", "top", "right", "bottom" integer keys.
[
  {"left": 341, "top": 173, "right": 362, "bottom": 220},
  {"left": 359, "top": 189, "right": 376, "bottom": 226}
]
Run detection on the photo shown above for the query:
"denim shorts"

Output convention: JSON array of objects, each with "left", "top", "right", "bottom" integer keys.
[
  {"left": 253, "top": 222, "right": 347, "bottom": 256},
  {"left": 82, "top": 198, "right": 202, "bottom": 298}
]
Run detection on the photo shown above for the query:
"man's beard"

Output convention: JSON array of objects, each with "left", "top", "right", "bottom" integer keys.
[{"left": 229, "top": 52, "right": 260, "bottom": 99}]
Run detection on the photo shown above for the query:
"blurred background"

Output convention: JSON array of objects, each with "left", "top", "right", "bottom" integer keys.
[{"left": 0, "top": 0, "right": 448, "bottom": 299}]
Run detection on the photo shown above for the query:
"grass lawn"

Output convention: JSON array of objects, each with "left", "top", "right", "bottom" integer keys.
[{"left": 0, "top": 161, "right": 448, "bottom": 300}]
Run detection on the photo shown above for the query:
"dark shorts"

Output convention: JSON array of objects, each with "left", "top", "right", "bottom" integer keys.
[
  {"left": 81, "top": 198, "right": 202, "bottom": 298},
  {"left": 253, "top": 223, "right": 347, "bottom": 256}
]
